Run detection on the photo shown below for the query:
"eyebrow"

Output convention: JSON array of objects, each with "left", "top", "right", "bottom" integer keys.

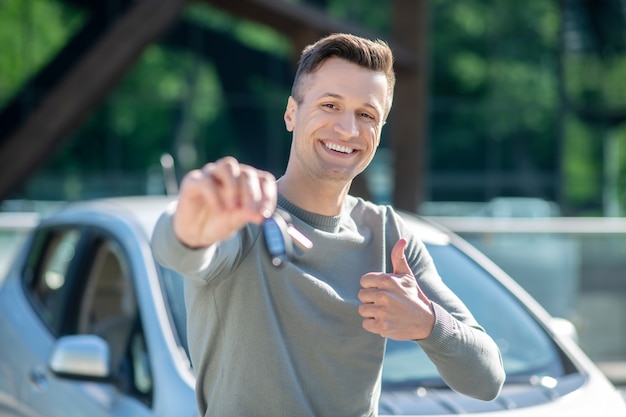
[{"left": 318, "top": 92, "right": 381, "bottom": 115}]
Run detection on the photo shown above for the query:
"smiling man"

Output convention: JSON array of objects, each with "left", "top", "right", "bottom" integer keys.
[{"left": 151, "top": 33, "right": 505, "bottom": 417}]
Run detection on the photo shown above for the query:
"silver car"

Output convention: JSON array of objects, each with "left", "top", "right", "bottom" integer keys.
[{"left": 0, "top": 196, "right": 624, "bottom": 416}]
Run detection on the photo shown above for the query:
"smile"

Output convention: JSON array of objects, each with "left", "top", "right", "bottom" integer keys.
[{"left": 324, "top": 142, "right": 354, "bottom": 154}]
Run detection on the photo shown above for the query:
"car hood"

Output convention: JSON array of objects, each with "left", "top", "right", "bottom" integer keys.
[{"left": 379, "top": 373, "right": 626, "bottom": 416}]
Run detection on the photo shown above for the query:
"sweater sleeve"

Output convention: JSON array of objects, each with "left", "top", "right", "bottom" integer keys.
[
  {"left": 417, "top": 303, "right": 505, "bottom": 401},
  {"left": 150, "top": 201, "right": 242, "bottom": 283},
  {"left": 150, "top": 202, "right": 217, "bottom": 282},
  {"left": 394, "top": 212, "right": 505, "bottom": 401}
]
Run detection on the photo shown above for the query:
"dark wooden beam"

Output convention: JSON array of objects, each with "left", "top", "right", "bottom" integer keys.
[
  {"left": 205, "top": 0, "right": 418, "bottom": 70},
  {"left": 0, "top": 0, "right": 188, "bottom": 201},
  {"left": 0, "top": 6, "right": 113, "bottom": 143},
  {"left": 390, "top": 0, "right": 428, "bottom": 212}
]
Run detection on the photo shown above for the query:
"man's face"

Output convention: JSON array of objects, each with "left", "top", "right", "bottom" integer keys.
[{"left": 284, "top": 57, "right": 389, "bottom": 184}]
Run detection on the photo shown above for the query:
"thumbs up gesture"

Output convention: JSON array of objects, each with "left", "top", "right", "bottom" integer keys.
[{"left": 358, "top": 239, "right": 435, "bottom": 340}]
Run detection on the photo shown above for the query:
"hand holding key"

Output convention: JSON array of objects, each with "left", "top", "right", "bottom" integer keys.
[{"left": 173, "top": 157, "right": 277, "bottom": 248}]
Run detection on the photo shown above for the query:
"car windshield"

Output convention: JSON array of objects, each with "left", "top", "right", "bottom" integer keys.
[
  {"left": 158, "top": 241, "right": 565, "bottom": 387},
  {"left": 382, "top": 242, "right": 564, "bottom": 387}
]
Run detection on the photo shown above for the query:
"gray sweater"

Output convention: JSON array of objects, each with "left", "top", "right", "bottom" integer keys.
[{"left": 151, "top": 195, "right": 504, "bottom": 417}]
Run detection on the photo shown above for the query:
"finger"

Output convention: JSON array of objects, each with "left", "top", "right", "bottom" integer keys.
[
  {"left": 361, "top": 317, "right": 386, "bottom": 336},
  {"left": 358, "top": 302, "right": 382, "bottom": 320},
  {"left": 259, "top": 172, "right": 277, "bottom": 218},
  {"left": 391, "top": 238, "right": 413, "bottom": 276},
  {"left": 179, "top": 169, "right": 223, "bottom": 212},
  {"left": 209, "top": 157, "right": 241, "bottom": 210},
  {"left": 238, "top": 168, "right": 262, "bottom": 212},
  {"left": 360, "top": 272, "right": 386, "bottom": 289},
  {"left": 357, "top": 302, "right": 370, "bottom": 317},
  {"left": 174, "top": 171, "right": 224, "bottom": 246},
  {"left": 237, "top": 168, "right": 279, "bottom": 223},
  {"left": 357, "top": 287, "right": 377, "bottom": 303}
]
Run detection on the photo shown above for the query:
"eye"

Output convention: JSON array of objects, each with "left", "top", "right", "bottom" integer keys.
[
  {"left": 322, "top": 103, "right": 337, "bottom": 110},
  {"left": 360, "top": 112, "right": 375, "bottom": 120}
]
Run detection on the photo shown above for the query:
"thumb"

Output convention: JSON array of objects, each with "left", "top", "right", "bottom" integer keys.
[{"left": 391, "top": 238, "right": 413, "bottom": 276}]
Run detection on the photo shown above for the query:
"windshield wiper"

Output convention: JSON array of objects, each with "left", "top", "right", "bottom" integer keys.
[
  {"left": 504, "top": 374, "right": 559, "bottom": 388},
  {"left": 382, "top": 378, "right": 450, "bottom": 390}
]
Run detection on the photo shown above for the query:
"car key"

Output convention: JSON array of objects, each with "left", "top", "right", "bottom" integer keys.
[{"left": 262, "top": 208, "right": 313, "bottom": 267}]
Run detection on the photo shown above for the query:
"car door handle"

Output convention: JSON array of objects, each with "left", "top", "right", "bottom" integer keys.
[{"left": 29, "top": 368, "right": 49, "bottom": 393}]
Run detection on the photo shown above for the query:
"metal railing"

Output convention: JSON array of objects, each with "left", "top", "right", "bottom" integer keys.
[
  {"left": 427, "top": 215, "right": 626, "bottom": 363},
  {"left": 428, "top": 216, "right": 626, "bottom": 234}
]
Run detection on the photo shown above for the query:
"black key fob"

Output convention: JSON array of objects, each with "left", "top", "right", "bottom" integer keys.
[
  {"left": 262, "top": 210, "right": 292, "bottom": 267},
  {"left": 262, "top": 209, "right": 312, "bottom": 268}
]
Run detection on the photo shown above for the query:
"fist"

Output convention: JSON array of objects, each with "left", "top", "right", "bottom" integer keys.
[{"left": 173, "top": 156, "right": 277, "bottom": 248}]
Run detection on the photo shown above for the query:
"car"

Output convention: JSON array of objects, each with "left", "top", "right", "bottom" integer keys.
[
  {"left": 478, "top": 197, "right": 561, "bottom": 218},
  {"left": 0, "top": 196, "right": 623, "bottom": 416}
]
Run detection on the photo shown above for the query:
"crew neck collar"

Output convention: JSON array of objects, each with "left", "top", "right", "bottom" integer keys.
[{"left": 277, "top": 194, "right": 344, "bottom": 229}]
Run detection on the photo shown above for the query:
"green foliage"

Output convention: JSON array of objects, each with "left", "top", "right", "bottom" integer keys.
[
  {"left": 3, "top": 0, "right": 625, "bottom": 213},
  {"left": 0, "top": 0, "right": 84, "bottom": 107},
  {"left": 49, "top": 44, "right": 224, "bottom": 174},
  {"left": 563, "top": 115, "right": 601, "bottom": 204},
  {"left": 19, "top": 1, "right": 293, "bottom": 198},
  {"left": 567, "top": 54, "right": 626, "bottom": 111},
  {"left": 429, "top": 0, "right": 576, "bottom": 202},
  {"left": 325, "top": 0, "right": 390, "bottom": 33},
  {"left": 184, "top": 3, "right": 292, "bottom": 58},
  {"left": 563, "top": 41, "right": 626, "bottom": 213}
]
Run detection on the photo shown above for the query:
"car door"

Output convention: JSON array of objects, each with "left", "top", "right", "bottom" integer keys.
[{"left": 18, "top": 225, "right": 154, "bottom": 417}]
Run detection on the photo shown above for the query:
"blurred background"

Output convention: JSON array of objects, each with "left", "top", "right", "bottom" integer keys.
[{"left": 1, "top": 0, "right": 625, "bottom": 386}]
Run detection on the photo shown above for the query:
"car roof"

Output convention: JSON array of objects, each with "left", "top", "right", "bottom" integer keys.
[
  {"left": 49, "top": 196, "right": 451, "bottom": 246},
  {"left": 51, "top": 196, "right": 175, "bottom": 237}
]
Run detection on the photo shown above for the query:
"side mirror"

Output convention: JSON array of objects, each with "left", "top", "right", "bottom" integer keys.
[
  {"left": 49, "top": 335, "right": 111, "bottom": 381},
  {"left": 550, "top": 317, "right": 579, "bottom": 344}
]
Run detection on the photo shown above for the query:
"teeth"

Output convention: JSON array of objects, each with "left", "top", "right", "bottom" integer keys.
[{"left": 324, "top": 142, "right": 354, "bottom": 154}]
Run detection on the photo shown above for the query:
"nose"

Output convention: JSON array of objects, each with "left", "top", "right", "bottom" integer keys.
[{"left": 333, "top": 112, "right": 359, "bottom": 138}]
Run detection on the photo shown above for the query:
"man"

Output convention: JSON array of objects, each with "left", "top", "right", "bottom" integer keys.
[{"left": 151, "top": 33, "right": 505, "bottom": 417}]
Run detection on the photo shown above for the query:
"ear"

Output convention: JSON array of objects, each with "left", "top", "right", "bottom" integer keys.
[{"left": 284, "top": 96, "right": 297, "bottom": 132}]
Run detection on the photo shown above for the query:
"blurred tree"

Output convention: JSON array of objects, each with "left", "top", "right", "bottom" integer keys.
[
  {"left": 11, "top": 1, "right": 295, "bottom": 199},
  {"left": 1, "top": 0, "right": 625, "bottom": 215},
  {"left": 428, "top": 0, "right": 561, "bottom": 202},
  {"left": 563, "top": 6, "right": 626, "bottom": 214},
  {"left": 0, "top": 0, "right": 84, "bottom": 107}
]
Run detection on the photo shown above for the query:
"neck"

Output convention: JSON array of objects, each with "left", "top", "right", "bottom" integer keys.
[{"left": 277, "top": 174, "right": 351, "bottom": 216}]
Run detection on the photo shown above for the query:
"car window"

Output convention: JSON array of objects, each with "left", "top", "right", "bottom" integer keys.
[
  {"left": 24, "top": 228, "right": 82, "bottom": 335},
  {"left": 159, "top": 266, "right": 189, "bottom": 357},
  {"left": 79, "top": 239, "right": 136, "bottom": 361},
  {"left": 78, "top": 237, "right": 154, "bottom": 406},
  {"left": 382, "top": 242, "right": 564, "bottom": 387},
  {"left": 129, "top": 325, "right": 153, "bottom": 406}
]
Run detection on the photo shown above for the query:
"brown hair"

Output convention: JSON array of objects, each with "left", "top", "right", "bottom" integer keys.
[{"left": 291, "top": 33, "right": 395, "bottom": 116}]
